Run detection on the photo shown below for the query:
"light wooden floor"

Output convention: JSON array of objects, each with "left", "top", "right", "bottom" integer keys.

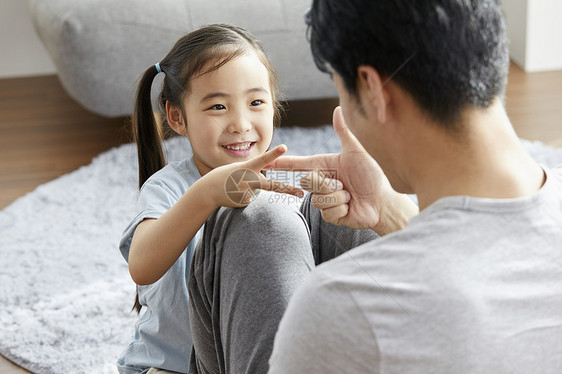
[{"left": 1, "top": 63, "right": 561, "bottom": 373}]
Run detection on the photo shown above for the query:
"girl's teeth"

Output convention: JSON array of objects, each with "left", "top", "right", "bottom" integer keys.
[{"left": 225, "top": 143, "right": 252, "bottom": 150}]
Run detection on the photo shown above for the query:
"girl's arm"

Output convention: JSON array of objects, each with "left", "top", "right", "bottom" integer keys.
[
  {"left": 128, "top": 178, "right": 217, "bottom": 285},
  {"left": 128, "top": 145, "right": 302, "bottom": 285}
]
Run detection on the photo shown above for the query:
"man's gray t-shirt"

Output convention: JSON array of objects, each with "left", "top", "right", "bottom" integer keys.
[
  {"left": 117, "top": 157, "right": 203, "bottom": 374},
  {"left": 269, "top": 166, "right": 562, "bottom": 374}
]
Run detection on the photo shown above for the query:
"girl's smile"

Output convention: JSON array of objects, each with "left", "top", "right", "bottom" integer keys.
[{"left": 222, "top": 141, "right": 256, "bottom": 157}]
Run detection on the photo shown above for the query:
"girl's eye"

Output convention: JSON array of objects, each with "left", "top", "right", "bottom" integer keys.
[
  {"left": 208, "top": 104, "right": 226, "bottom": 110},
  {"left": 250, "top": 100, "right": 264, "bottom": 107}
]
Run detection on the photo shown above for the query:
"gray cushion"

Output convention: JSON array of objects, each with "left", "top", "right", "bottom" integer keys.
[{"left": 29, "top": 0, "right": 336, "bottom": 117}]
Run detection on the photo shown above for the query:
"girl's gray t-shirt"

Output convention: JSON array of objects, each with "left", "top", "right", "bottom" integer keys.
[{"left": 117, "top": 157, "right": 202, "bottom": 374}]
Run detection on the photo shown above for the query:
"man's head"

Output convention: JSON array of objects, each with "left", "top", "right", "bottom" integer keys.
[{"left": 306, "top": 0, "right": 510, "bottom": 129}]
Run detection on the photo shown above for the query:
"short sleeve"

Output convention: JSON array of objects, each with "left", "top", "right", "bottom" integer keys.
[
  {"left": 118, "top": 178, "right": 183, "bottom": 262},
  {"left": 268, "top": 270, "right": 380, "bottom": 374}
]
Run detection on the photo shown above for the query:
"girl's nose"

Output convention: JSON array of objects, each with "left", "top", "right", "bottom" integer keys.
[{"left": 226, "top": 113, "right": 252, "bottom": 134}]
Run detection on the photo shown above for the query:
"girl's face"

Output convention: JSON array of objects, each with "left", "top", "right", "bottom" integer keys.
[{"left": 180, "top": 52, "right": 275, "bottom": 176}]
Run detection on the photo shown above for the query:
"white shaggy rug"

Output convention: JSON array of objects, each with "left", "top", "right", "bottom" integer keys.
[{"left": 1, "top": 125, "right": 562, "bottom": 374}]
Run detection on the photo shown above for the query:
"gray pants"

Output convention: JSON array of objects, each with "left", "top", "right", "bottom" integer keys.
[{"left": 188, "top": 192, "right": 378, "bottom": 374}]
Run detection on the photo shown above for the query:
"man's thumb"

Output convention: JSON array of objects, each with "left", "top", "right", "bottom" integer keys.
[{"left": 333, "top": 106, "right": 365, "bottom": 152}]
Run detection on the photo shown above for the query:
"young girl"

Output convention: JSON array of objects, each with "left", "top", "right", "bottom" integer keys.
[{"left": 117, "top": 24, "right": 301, "bottom": 374}]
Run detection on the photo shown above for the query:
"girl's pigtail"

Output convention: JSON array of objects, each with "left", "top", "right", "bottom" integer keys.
[
  {"left": 131, "top": 64, "right": 165, "bottom": 313},
  {"left": 133, "top": 65, "right": 166, "bottom": 189}
]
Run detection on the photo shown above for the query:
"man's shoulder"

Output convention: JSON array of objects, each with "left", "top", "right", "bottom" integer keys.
[{"left": 315, "top": 226, "right": 433, "bottom": 279}]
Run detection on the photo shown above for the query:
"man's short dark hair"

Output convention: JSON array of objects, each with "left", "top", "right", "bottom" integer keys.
[{"left": 307, "top": 0, "right": 510, "bottom": 127}]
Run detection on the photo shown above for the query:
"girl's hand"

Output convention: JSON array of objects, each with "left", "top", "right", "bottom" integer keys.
[{"left": 201, "top": 145, "right": 304, "bottom": 208}]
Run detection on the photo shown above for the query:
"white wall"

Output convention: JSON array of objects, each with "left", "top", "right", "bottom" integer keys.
[
  {"left": 0, "top": 0, "right": 56, "bottom": 78},
  {"left": 526, "top": 0, "right": 562, "bottom": 71},
  {"left": 502, "top": 0, "right": 528, "bottom": 68},
  {"left": 503, "top": 0, "right": 562, "bottom": 72}
]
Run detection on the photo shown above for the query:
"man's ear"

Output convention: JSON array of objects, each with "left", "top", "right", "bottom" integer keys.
[
  {"left": 166, "top": 101, "right": 187, "bottom": 136},
  {"left": 357, "top": 65, "right": 387, "bottom": 123}
]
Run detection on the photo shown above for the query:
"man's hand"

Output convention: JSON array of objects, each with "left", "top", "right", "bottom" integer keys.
[{"left": 266, "top": 107, "right": 418, "bottom": 235}]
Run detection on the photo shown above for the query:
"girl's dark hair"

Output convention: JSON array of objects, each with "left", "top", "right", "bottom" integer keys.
[
  {"left": 131, "top": 24, "right": 281, "bottom": 313},
  {"left": 306, "top": 0, "right": 510, "bottom": 128}
]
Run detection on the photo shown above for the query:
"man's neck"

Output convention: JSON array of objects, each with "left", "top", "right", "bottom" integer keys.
[{"left": 405, "top": 101, "right": 546, "bottom": 210}]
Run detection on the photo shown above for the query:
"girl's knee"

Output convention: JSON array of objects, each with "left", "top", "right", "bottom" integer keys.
[{"left": 230, "top": 191, "right": 306, "bottom": 235}]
